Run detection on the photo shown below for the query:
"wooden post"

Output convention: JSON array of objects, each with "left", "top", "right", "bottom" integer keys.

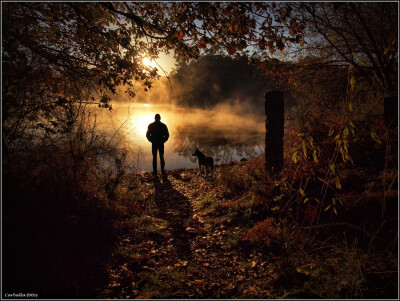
[
  {"left": 384, "top": 96, "right": 398, "bottom": 129},
  {"left": 265, "top": 91, "right": 284, "bottom": 174}
]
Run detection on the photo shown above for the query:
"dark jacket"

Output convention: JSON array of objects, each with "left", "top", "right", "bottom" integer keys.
[{"left": 146, "top": 121, "right": 169, "bottom": 144}]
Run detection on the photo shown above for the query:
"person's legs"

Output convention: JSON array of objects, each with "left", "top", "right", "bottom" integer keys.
[
  {"left": 152, "top": 143, "right": 158, "bottom": 173},
  {"left": 159, "top": 143, "right": 165, "bottom": 172}
]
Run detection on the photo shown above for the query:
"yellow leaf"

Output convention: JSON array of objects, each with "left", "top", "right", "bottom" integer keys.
[
  {"left": 334, "top": 207, "right": 338, "bottom": 215},
  {"left": 299, "top": 188, "right": 305, "bottom": 196},
  {"left": 371, "top": 131, "right": 381, "bottom": 144},
  {"left": 308, "top": 136, "right": 314, "bottom": 147},
  {"left": 350, "top": 76, "right": 356, "bottom": 91},
  {"left": 340, "top": 149, "right": 346, "bottom": 161},
  {"left": 312, "top": 150, "right": 318, "bottom": 163},
  {"left": 329, "top": 163, "right": 335, "bottom": 174},
  {"left": 296, "top": 267, "right": 309, "bottom": 275},
  {"left": 335, "top": 179, "right": 342, "bottom": 190},
  {"left": 328, "top": 126, "right": 334, "bottom": 136},
  {"left": 343, "top": 127, "right": 349, "bottom": 138},
  {"left": 302, "top": 141, "right": 307, "bottom": 158},
  {"left": 348, "top": 102, "right": 353, "bottom": 112},
  {"left": 292, "top": 151, "right": 299, "bottom": 164},
  {"left": 251, "top": 261, "right": 257, "bottom": 268}
]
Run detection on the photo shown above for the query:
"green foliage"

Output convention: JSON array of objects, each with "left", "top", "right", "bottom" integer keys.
[
  {"left": 195, "top": 194, "right": 218, "bottom": 211},
  {"left": 224, "top": 231, "right": 241, "bottom": 248}
]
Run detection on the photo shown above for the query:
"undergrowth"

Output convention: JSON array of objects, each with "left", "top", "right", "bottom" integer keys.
[
  {"left": 3, "top": 105, "right": 139, "bottom": 298},
  {"left": 213, "top": 97, "right": 398, "bottom": 298}
]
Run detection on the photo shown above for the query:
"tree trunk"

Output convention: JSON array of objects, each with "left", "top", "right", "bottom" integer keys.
[{"left": 265, "top": 91, "right": 284, "bottom": 174}]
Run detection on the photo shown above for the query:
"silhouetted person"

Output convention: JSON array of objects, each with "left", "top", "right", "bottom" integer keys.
[{"left": 146, "top": 114, "right": 169, "bottom": 175}]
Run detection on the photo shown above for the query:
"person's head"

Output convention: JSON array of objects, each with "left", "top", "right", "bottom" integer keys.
[{"left": 155, "top": 114, "right": 161, "bottom": 121}]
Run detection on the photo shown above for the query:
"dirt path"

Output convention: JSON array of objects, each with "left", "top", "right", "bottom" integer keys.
[{"left": 99, "top": 168, "right": 279, "bottom": 298}]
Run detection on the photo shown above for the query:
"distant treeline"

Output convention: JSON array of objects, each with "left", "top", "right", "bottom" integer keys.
[{"left": 169, "top": 55, "right": 268, "bottom": 109}]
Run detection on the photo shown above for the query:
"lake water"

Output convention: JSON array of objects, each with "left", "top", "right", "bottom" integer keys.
[{"left": 96, "top": 102, "right": 265, "bottom": 171}]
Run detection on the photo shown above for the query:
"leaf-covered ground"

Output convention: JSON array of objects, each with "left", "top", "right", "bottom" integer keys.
[
  {"left": 97, "top": 151, "right": 398, "bottom": 299},
  {"left": 99, "top": 166, "right": 286, "bottom": 299}
]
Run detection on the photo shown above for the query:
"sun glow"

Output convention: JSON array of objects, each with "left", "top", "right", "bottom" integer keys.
[
  {"left": 139, "top": 51, "right": 176, "bottom": 75},
  {"left": 131, "top": 114, "right": 154, "bottom": 138},
  {"left": 142, "top": 57, "right": 157, "bottom": 68}
]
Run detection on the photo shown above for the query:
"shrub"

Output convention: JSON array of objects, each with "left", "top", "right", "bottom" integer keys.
[
  {"left": 240, "top": 217, "right": 281, "bottom": 248},
  {"left": 218, "top": 156, "right": 266, "bottom": 196},
  {"left": 3, "top": 105, "right": 135, "bottom": 298}
]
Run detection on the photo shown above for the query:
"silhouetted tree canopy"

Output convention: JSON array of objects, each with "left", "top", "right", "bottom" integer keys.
[
  {"left": 256, "top": 2, "right": 398, "bottom": 95},
  {"left": 300, "top": 2, "right": 397, "bottom": 93},
  {"left": 2, "top": 2, "right": 397, "bottom": 159},
  {"left": 2, "top": 2, "right": 304, "bottom": 112}
]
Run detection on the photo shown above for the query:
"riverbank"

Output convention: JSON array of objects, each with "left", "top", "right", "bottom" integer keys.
[{"left": 4, "top": 153, "right": 397, "bottom": 298}]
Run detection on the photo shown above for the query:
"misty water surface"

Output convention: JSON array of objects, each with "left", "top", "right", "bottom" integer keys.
[{"left": 97, "top": 102, "right": 265, "bottom": 171}]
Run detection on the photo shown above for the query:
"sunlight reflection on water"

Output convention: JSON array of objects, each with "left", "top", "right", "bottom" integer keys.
[{"left": 96, "top": 102, "right": 265, "bottom": 171}]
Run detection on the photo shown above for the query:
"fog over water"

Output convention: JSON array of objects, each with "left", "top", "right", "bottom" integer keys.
[{"left": 96, "top": 101, "right": 265, "bottom": 171}]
